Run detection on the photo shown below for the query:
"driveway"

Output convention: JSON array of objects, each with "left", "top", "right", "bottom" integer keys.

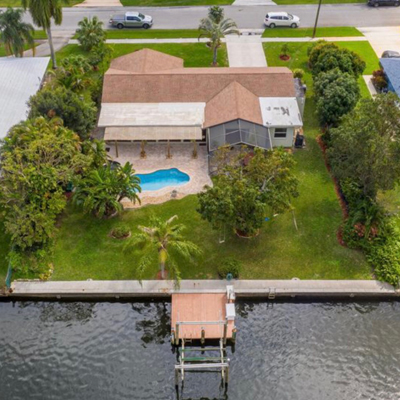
[{"left": 358, "top": 26, "right": 400, "bottom": 57}]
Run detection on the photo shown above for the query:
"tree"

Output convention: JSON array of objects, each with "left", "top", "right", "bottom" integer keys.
[
  {"left": 73, "top": 162, "right": 141, "bottom": 218},
  {"left": 328, "top": 93, "right": 400, "bottom": 199},
  {"left": 28, "top": 86, "right": 97, "bottom": 140},
  {"left": 0, "top": 117, "right": 89, "bottom": 251},
  {"left": 129, "top": 216, "right": 202, "bottom": 280},
  {"left": 0, "top": 7, "right": 35, "bottom": 57},
  {"left": 308, "top": 42, "right": 366, "bottom": 77},
  {"left": 22, "top": 0, "right": 67, "bottom": 69},
  {"left": 198, "top": 147, "right": 298, "bottom": 237},
  {"left": 208, "top": 5, "right": 224, "bottom": 23},
  {"left": 198, "top": 13, "right": 239, "bottom": 66},
  {"left": 76, "top": 16, "right": 105, "bottom": 52},
  {"left": 314, "top": 69, "right": 360, "bottom": 127}
]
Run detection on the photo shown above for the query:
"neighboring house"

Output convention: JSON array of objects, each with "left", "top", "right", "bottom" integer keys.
[
  {"left": 98, "top": 49, "right": 304, "bottom": 153},
  {"left": 379, "top": 58, "right": 400, "bottom": 98},
  {"left": 0, "top": 57, "right": 50, "bottom": 139}
]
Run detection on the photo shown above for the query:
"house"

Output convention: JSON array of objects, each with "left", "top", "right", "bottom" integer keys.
[
  {"left": 0, "top": 57, "right": 50, "bottom": 139},
  {"left": 379, "top": 58, "right": 400, "bottom": 98},
  {"left": 98, "top": 49, "right": 304, "bottom": 153}
]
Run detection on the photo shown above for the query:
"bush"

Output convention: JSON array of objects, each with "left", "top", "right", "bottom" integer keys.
[
  {"left": 293, "top": 68, "right": 304, "bottom": 79},
  {"left": 371, "top": 70, "right": 387, "bottom": 91},
  {"left": 28, "top": 86, "right": 97, "bottom": 140},
  {"left": 9, "top": 247, "right": 53, "bottom": 279},
  {"left": 110, "top": 225, "right": 131, "bottom": 239},
  {"left": 281, "top": 43, "right": 290, "bottom": 56},
  {"left": 76, "top": 16, "right": 105, "bottom": 52},
  {"left": 217, "top": 258, "right": 242, "bottom": 279},
  {"left": 309, "top": 42, "right": 365, "bottom": 77}
]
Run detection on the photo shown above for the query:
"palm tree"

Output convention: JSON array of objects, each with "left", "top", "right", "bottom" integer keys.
[
  {"left": 76, "top": 16, "right": 105, "bottom": 52},
  {"left": 73, "top": 162, "right": 141, "bottom": 218},
  {"left": 0, "top": 8, "right": 35, "bottom": 57},
  {"left": 198, "top": 14, "right": 239, "bottom": 66},
  {"left": 22, "top": 0, "right": 66, "bottom": 68},
  {"left": 129, "top": 216, "right": 202, "bottom": 280}
]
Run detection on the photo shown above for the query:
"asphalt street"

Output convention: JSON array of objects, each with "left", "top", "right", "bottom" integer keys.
[{"left": 8, "top": 4, "right": 400, "bottom": 31}]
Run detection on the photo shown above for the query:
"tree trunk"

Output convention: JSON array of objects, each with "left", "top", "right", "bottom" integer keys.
[
  {"left": 47, "top": 26, "right": 57, "bottom": 69},
  {"left": 213, "top": 46, "right": 218, "bottom": 66},
  {"left": 160, "top": 261, "right": 165, "bottom": 279}
]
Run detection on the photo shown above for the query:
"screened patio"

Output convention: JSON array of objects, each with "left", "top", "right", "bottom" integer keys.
[{"left": 207, "top": 119, "right": 272, "bottom": 152}]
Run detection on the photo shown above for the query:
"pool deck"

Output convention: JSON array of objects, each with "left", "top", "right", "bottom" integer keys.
[
  {"left": 107, "top": 142, "right": 212, "bottom": 207},
  {"left": 5, "top": 279, "right": 399, "bottom": 299}
]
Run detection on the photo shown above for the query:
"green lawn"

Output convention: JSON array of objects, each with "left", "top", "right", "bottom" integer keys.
[
  {"left": 105, "top": 29, "right": 200, "bottom": 39},
  {"left": 54, "top": 43, "right": 228, "bottom": 68},
  {"left": 263, "top": 41, "right": 379, "bottom": 98},
  {"left": 0, "top": 0, "right": 81, "bottom": 5},
  {"left": 262, "top": 27, "right": 363, "bottom": 38}
]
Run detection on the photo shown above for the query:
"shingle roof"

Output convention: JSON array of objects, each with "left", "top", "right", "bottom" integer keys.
[
  {"left": 204, "top": 81, "right": 263, "bottom": 128},
  {"left": 0, "top": 57, "right": 49, "bottom": 139},
  {"left": 102, "top": 49, "right": 296, "bottom": 105},
  {"left": 380, "top": 58, "right": 400, "bottom": 97}
]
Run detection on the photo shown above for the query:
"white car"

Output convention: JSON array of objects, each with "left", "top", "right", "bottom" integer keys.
[{"left": 264, "top": 12, "right": 300, "bottom": 28}]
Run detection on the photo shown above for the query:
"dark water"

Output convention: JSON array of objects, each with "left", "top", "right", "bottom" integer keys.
[{"left": 1, "top": 300, "right": 400, "bottom": 400}]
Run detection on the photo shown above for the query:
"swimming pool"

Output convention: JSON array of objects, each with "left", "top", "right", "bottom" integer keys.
[{"left": 137, "top": 168, "right": 190, "bottom": 191}]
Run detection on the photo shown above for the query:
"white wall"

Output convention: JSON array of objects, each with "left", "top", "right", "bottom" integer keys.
[{"left": 270, "top": 127, "right": 295, "bottom": 148}]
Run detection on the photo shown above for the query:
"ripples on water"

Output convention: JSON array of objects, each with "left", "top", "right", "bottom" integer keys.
[{"left": 1, "top": 300, "right": 400, "bottom": 400}]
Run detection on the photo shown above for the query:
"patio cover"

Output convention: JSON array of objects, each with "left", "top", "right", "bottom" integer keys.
[{"left": 104, "top": 126, "right": 202, "bottom": 141}]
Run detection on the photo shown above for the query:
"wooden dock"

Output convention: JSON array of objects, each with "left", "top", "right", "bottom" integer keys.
[{"left": 171, "top": 292, "right": 235, "bottom": 342}]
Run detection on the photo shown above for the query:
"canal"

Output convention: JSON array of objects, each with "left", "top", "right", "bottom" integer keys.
[{"left": 1, "top": 300, "right": 400, "bottom": 399}]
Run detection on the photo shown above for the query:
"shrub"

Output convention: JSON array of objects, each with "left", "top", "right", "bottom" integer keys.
[
  {"left": 307, "top": 39, "right": 326, "bottom": 56},
  {"left": 371, "top": 70, "right": 387, "bottom": 91},
  {"left": 293, "top": 68, "right": 304, "bottom": 79},
  {"left": 28, "top": 86, "right": 97, "bottom": 140},
  {"left": 9, "top": 247, "right": 52, "bottom": 278},
  {"left": 217, "top": 258, "right": 242, "bottom": 279},
  {"left": 281, "top": 43, "right": 290, "bottom": 56},
  {"left": 111, "top": 225, "right": 131, "bottom": 239}
]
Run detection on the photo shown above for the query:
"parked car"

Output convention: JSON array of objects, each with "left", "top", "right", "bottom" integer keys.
[
  {"left": 368, "top": 0, "right": 399, "bottom": 6},
  {"left": 264, "top": 12, "right": 300, "bottom": 28},
  {"left": 109, "top": 11, "right": 153, "bottom": 29},
  {"left": 381, "top": 50, "right": 400, "bottom": 58}
]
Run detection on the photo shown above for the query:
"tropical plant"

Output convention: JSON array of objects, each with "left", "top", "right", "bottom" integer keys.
[
  {"left": 22, "top": 0, "right": 68, "bottom": 69},
  {"left": 76, "top": 16, "right": 105, "bottom": 51},
  {"left": 28, "top": 86, "right": 97, "bottom": 140},
  {"left": 0, "top": 7, "right": 35, "bottom": 57},
  {"left": 208, "top": 5, "right": 224, "bottom": 23},
  {"left": 128, "top": 215, "right": 202, "bottom": 280},
  {"left": 198, "top": 13, "right": 239, "bottom": 66},
  {"left": 73, "top": 162, "right": 141, "bottom": 218},
  {"left": 0, "top": 117, "right": 89, "bottom": 251},
  {"left": 87, "top": 42, "right": 113, "bottom": 73}
]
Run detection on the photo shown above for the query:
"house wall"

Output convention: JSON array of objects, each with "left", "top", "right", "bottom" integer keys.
[{"left": 270, "top": 127, "right": 295, "bottom": 148}]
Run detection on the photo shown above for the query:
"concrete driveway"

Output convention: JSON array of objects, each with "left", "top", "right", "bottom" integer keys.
[{"left": 359, "top": 26, "right": 400, "bottom": 57}]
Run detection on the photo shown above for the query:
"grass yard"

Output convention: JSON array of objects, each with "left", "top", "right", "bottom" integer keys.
[
  {"left": 262, "top": 27, "right": 363, "bottom": 38},
  {"left": 53, "top": 42, "right": 228, "bottom": 68},
  {"left": 105, "top": 29, "right": 200, "bottom": 39},
  {"left": 0, "top": 0, "right": 81, "bottom": 5},
  {"left": 263, "top": 41, "right": 379, "bottom": 98}
]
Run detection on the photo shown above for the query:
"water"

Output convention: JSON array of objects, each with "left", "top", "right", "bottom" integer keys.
[
  {"left": 1, "top": 300, "right": 400, "bottom": 400},
  {"left": 137, "top": 168, "right": 190, "bottom": 191}
]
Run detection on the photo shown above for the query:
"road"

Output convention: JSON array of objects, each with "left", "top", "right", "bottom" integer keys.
[{"left": 11, "top": 4, "right": 400, "bottom": 31}]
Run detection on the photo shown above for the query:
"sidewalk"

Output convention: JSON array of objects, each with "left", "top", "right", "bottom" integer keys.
[{"left": 74, "top": 0, "right": 122, "bottom": 6}]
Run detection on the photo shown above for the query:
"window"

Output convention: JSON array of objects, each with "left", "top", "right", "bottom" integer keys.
[
  {"left": 127, "top": 16, "right": 140, "bottom": 21},
  {"left": 274, "top": 128, "right": 287, "bottom": 138}
]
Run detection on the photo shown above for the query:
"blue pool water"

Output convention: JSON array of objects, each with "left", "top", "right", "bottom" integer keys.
[{"left": 137, "top": 168, "right": 190, "bottom": 191}]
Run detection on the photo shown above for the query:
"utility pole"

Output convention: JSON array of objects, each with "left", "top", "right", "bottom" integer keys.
[{"left": 312, "top": 0, "right": 323, "bottom": 39}]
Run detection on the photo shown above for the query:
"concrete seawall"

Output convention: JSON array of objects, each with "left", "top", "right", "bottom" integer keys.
[{"left": 4, "top": 279, "right": 399, "bottom": 300}]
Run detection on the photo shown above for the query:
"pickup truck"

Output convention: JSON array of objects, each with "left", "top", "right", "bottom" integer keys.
[{"left": 109, "top": 11, "right": 153, "bottom": 29}]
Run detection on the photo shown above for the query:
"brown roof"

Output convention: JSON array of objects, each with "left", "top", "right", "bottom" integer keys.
[
  {"left": 108, "top": 48, "right": 184, "bottom": 74},
  {"left": 204, "top": 82, "right": 263, "bottom": 128}
]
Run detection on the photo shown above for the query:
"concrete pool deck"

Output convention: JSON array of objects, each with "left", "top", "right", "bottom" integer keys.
[
  {"left": 107, "top": 142, "right": 212, "bottom": 206},
  {"left": 5, "top": 279, "right": 399, "bottom": 299}
]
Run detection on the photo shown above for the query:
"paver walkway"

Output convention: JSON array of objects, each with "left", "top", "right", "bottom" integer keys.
[{"left": 358, "top": 26, "right": 400, "bottom": 57}]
